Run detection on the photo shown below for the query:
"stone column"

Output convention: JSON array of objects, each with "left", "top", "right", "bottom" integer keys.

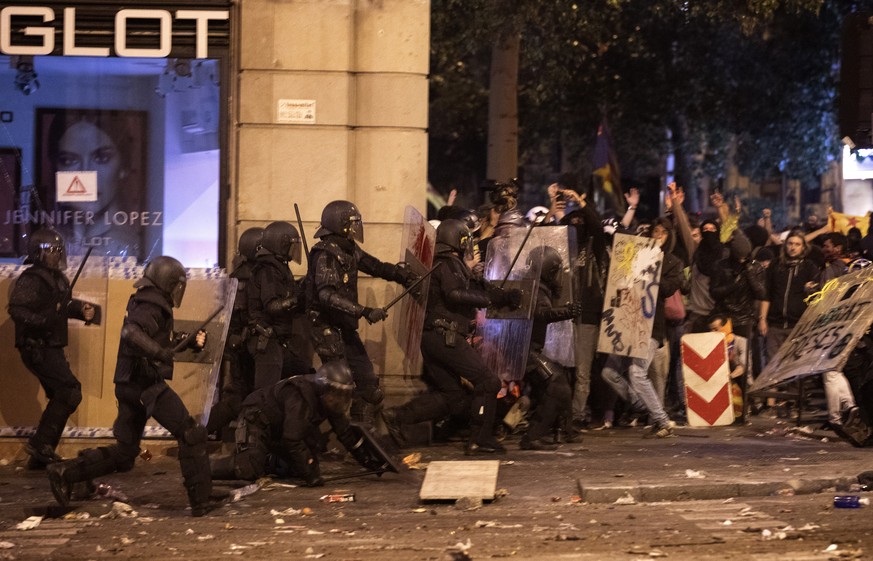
[{"left": 234, "top": 0, "right": 430, "bottom": 378}]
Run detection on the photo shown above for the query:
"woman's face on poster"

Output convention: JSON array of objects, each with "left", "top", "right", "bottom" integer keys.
[{"left": 57, "top": 120, "right": 122, "bottom": 210}]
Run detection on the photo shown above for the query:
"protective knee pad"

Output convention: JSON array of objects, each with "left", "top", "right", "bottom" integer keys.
[
  {"left": 181, "top": 419, "right": 208, "bottom": 448},
  {"left": 313, "top": 326, "right": 345, "bottom": 362}
]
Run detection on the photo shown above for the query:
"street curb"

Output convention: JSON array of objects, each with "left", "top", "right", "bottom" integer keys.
[{"left": 577, "top": 476, "right": 859, "bottom": 504}]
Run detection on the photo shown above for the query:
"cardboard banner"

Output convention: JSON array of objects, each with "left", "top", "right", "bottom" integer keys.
[
  {"left": 750, "top": 267, "right": 873, "bottom": 393},
  {"left": 682, "top": 332, "right": 733, "bottom": 427},
  {"left": 597, "top": 233, "right": 663, "bottom": 359}
]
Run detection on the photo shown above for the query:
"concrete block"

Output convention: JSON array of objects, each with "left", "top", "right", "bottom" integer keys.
[
  {"left": 353, "top": 128, "right": 427, "bottom": 223},
  {"left": 240, "top": 72, "right": 352, "bottom": 126},
  {"left": 355, "top": 73, "right": 428, "bottom": 129},
  {"left": 237, "top": 126, "right": 352, "bottom": 221},
  {"left": 355, "top": 0, "right": 430, "bottom": 74},
  {"left": 241, "top": 0, "right": 353, "bottom": 71}
]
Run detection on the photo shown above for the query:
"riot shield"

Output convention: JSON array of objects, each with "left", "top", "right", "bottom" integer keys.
[
  {"left": 393, "top": 206, "right": 436, "bottom": 377},
  {"left": 479, "top": 226, "right": 542, "bottom": 382},
  {"left": 597, "top": 233, "right": 663, "bottom": 360},
  {"left": 163, "top": 269, "right": 236, "bottom": 432},
  {"left": 542, "top": 226, "right": 577, "bottom": 367},
  {"left": 749, "top": 267, "right": 873, "bottom": 393}
]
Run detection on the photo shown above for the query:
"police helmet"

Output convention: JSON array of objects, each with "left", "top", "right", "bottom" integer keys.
[
  {"left": 314, "top": 200, "right": 363, "bottom": 243},
  {"left": 316, "top": 360, "right": 355, "bottom": 416},
  {"left": 135, "top": 255, "right": 187, "bottom": 308},
  {"left": 527, "top": 245, "right": 564, "bottom": 292},
  {"left": 27, "top": 229, "right": 67, "bottom": 271},
  {"left": 435, "top": 219, "right": 474, "bottom": 259},
  {"left": 237, "top": 227, "right": 264, "bottom": 262},
  {"left": 261, "top": 221, "right": 302, "bottom": 264}
]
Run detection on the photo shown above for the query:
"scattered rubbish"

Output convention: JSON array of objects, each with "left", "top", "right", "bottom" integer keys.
[
  {"left": 271, "top": 507, "right": 303, "bottom": 517},
  {"left": 797, "top": 523, "right": 820, "bottom": 531},
  {"left": 96, "top": 482, "right": 129, "bottom": 502},
  {"left": 454, "top": 496, "right": 483, "bottom": 511},
  {"left": 119, "top": 536, "right": 135, "bottom": 545},
  {"left": 761, "top": 528, "right": 787, "bottom": 540},
  {"left": 0, "top": 542, "right": 14, "bottom": 549},
  {"left": 474, "top": 520, "right": 522, "bottom": 529},
  {"left": 306, "top": 529, "right": 324, "bottom": 535},
  {"left": 62, "top": 512, "right": 91, "bottom": 520},
  {"left": 613, "top": 493, "right": 636, "bottom": 505},
  {"left": 185, "top": 529, "right": 195, "bottom": 535},
  {"left": 614, "top": 473, "right": 626, "bottom": 478},
  {"left": 197, "top": 534, "right": 215, "bottom": 541},
  {"left": 722, "top": 520, "right": 733, "bottom": 526},
  {"left": 722, "top": 498, "right": 735, "bottom": 504},
  {"left": 320, "top": 494, "right": 355, "bottom": 503},
  {"left": 302, "top": 507, "right": 314, "bottom": 516},
  {"left": 412, "top": 508, "right": 428, "bottom": 513},
  {"left": 100, "top": 501, "right": 138, "bottom": 519},
  {"left": 823, "top": 544, "right": 838, "bottom": 552},
  {"left": 230, "top": 481, "right": 264, "bottom": 502},
  {"left": 495, "top": 488, "right": 509, "bottom": 499},
  {"left": 139, "top": 449, "right": 152, "bottom": 461},
  {"left": 15, "top": 516, "right": 43, "bottom": 530},
  {"left": 834, "top": 495, "right": 869, "bottom": 508},
  {"left": 568, "top": 496, "right": 583, "bottom": 505},
  {"left": 551, "top": 496, "right": 561, "bottom": 502},
  {"left": 500, "top": 460, "right": 515, "bottom": 466},
  {"left": 684, "top": 469, "right": 705, "bottom": 479},
  {"left": 403, "top": 453, "right": 426, "bottom": 470},
  {"left": 775, "top": 488, "right": 795, "bottom": 496}
]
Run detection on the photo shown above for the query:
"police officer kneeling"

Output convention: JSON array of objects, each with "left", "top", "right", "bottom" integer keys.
[{"left": 210, "top": 361, "right": 389, "bottom": 486}]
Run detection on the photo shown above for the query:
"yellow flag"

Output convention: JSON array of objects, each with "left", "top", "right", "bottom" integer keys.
[{"left": 830, "top": 212, "right": 869, "bottom": 237}]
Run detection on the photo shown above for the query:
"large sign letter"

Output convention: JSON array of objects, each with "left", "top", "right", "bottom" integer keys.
[
  {"left": 63, "top": 8, "right": 109, "bottom": 57},
  {"left": 175, "top": 10, "right": 229, "bottom": 59},
  {"left": 1, "top": 7, "right": 55, "bottom": 55},
  {"left": 115, "top": 9, "right": 171, "bottom": 58}
]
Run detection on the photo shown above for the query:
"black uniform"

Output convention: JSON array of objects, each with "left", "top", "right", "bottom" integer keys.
[
  {"left": 48, "top": 283, "right": 212, "bottom": 515},
  {"left": 307, "top": 235, "right": 408, "bottom": 405},
  {"left": 247, "top": 252, "right": 309, "bottom": 389},
  {"left": 521, "top": 283, "right": 576, "bottom": 447},
  {"left": 385, "top": 250, "right": 509, "bottom": 452},
  {"left": 206, "top": 258, "right": 258, "bottom": 435},
  {"left": 8, "top": 262, "right": 89, "bottom": 465},
  {"left": 210, "top": 375, "right": 380, "bottom": 485}
]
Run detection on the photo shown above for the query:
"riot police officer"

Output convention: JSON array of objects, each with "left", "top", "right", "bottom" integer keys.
[
  {"left": 8, "top": 229, "right": 97, "bottom": 468},
  {"left": 382, "top": 219, "right": 520, "bottom": 455},
  {"left": 207, "top": 227, "right": 264, "bottom": 436},
  {"left": 521, "top": 246, "right": 581, "bottom": 450},
  {"left": 210, "top": 361, "right": 390, "bottom": 485},
  {"left": 47, "top": 256, "right": 214, "bottom": 516},
  {"left": 247, "top": 221, "right": 310, "bottom": 391},
  {"left": 305, "top": 200, "right": 417, "bottom": 423}
]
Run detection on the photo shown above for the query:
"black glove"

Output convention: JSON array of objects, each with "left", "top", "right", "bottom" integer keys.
[
  {"left": 361, "top": 307, "right": 388, "bottom": 324},
  {"left": 394, "top": 262, "right": 419, "bottom": 287},
  {"left": 491, "top": 288, "right": 522, "bottom": 310}
]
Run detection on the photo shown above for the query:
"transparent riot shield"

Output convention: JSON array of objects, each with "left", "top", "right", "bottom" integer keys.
[
  {"left": 479, "top": 226, "right": 542, "bottom": 382},
  {"left": 393, "top": 206, "right": 436, "bottom": 377},
  {"left": 542, "top": 225, "right": 577, "bottom": 367},
  {"left": 597, "top": 233, "right": 663, "bottom": 360},
  {"left": 169, "top": 269, "right": 236, "bottom": 431},
  {"left": 750, "top": 267, "right": 873, "bottom": 393}
]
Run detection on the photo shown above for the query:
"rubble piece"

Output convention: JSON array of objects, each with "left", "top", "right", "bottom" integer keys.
[
  {"left": 684, "top": 469, "right": 706, "bottom": 479},
  {"left": 403, "top": 453, "right": 427, "bottom": 470},
  {"left": 230, "top": 480, "right": 267, "bottom": 502},
  {"left": 270, "top": 508, "right": 302, "bottom": 517},
  {"left": 454, "top": 497, "right": 482, "bottom": 511},
  {"left": 15, "top": 516, "right": 43, "bottom": 530},
  {"left": 474, "top": 520, "right": 522, "bottom": 529},
  {"left": 613, "top": 493, "right": 637, "bottom": 505},
  {"left": 420, "top": 461, "right": 499, "bottom": 502},
  {"left": 100, "top": 501, "right": 138, "bottom": 519},
  {"left": 0, "top": 542, "right": 13, "bottom": 549},
  {"left": 320, "top": 494, "right": 355, "bottom": 503}
]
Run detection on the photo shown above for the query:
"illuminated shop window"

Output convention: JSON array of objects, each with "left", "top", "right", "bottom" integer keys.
[{"left": 0, "top": 54, "right": 222, "bottom": 267}]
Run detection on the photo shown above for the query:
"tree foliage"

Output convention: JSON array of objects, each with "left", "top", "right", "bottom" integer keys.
[{"left": 429, "top": 0, "right": 865, "bottom": 211}]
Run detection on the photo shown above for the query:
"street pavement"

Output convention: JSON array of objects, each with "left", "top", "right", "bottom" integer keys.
[{"left": 0, "top": 414, "right": 870, "bottom": 560}]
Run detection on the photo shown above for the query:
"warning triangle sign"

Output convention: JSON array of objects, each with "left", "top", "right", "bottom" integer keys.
[{"left": 65, "top": 175, "right": 88, "bottom": 195}]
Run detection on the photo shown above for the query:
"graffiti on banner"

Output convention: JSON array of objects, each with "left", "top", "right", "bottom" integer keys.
[
  {"left": 750, "top": 267, "right": 873, "bottom": 392},
  {"left": 597, "top": 233, "right": 663, "bottom": 359}
]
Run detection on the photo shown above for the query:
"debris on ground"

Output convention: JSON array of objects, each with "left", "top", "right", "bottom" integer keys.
[
  {"left": 474, "top": 520, "right": 522, "bottom": 529},
  {"left": 613, "top": 493, "right": 637, "bottom": 505},
  {"left": 454, "top": 496, "right": 482, "bottom": 511},
  {"left": 100, "top": 501, "right": 138, "bottom": 519},
  {"left": 95, "top": 482, "right": 129, "bottom": 502},
  {"left": 403, "top": 453, "right": 426, "bottom": 470},
  {"left": 15, "top": 516, "right": 43, "bottom": 530},
  {"left": 684, "top": 469, "right": 706, "bottom": 479}
]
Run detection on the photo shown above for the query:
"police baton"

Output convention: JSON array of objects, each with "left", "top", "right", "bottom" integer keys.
[
  {"left": 499, "top": 218, "right": 544, "bottom": 288},
  {"left": 68, "top": 246, "right": 94, "bottom": 295},
  {"left": 173, "top": 305, "right": 225, "bottom": 353},
  {"left": 293, "top": 203, "right": 310, "bottom": 266},
  {"left": 381, "top": 261, "right": 442, "bottom": 313}
]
